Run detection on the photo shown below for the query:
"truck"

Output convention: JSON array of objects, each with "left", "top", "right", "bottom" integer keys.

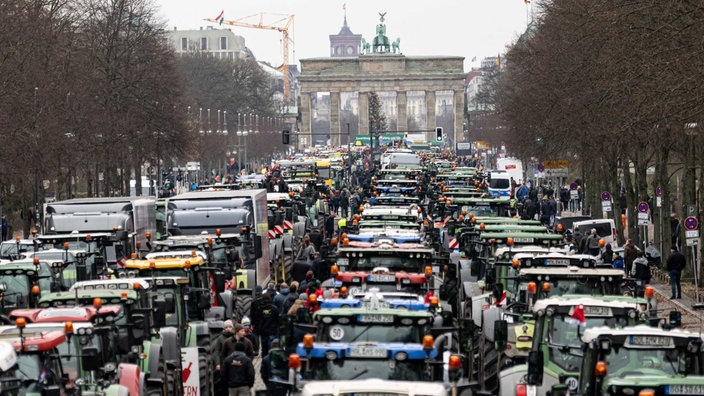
[
  {"left": 495, "top": 157, "right": 524, "bottom": 185},
  {"left": 164, "top": 189, "right": 270, "bottom": 286},
  {"left": 43, "top": 197, "right": 157, "bottom": 267}
]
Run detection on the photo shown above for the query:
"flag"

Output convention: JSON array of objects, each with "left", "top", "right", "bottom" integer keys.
[
  {"left": 215, "top": 10, "right": 224, "bottom": 25},
  {"left": 568, "top": 304, "right": 586, "bottom": 326},
  {"left": 525, "top": 0, "right": 531, "bottom": 4}
]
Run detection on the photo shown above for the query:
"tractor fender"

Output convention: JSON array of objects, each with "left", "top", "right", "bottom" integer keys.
[
  {"left": 191, "top": 321, "right": 210, "bottom": 338},
  {"left": 471, "top": 292, "right": 491, "bottom": 328},
  {"left": 159, "top": 328, "right": 181, "bottom": 364},
  {"left": 205, "top": 305, "right": 226, "bottom": 322},
  {"left": 147, "top": 342, "right": 162, "bottom": 379},
  {"left": 117, "top": 363, "right": 141, "bottom": 396},
  {"left": 482, "top": 306, "right": 502, "bottom": 342},
  {"left": 102, "top": 384, "right": 130, "bottom": 396},
  {"left": 283, "top": 233, "right": 293, "bottom": 252},
  {"left": 216, "top": 290, "right": 233, "bottom": 319}
]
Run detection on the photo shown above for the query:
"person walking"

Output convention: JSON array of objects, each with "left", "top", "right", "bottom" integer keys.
[
  {"left": 623, "top": 239, "right": 638, "bottom": 275},
  {"left": 1, "top": 215, "right": 7, "bottom": 241},
  {"left": 260, "top": 339, "right": 288, "bottom": 396},
  {"left": 222, "top": 323, "right": 256, "bottom": 359},
  {"left": 666, "top": 246, "right": 686, "bottom": 299},
  {"left": 585, "top": 228, "right": 601, "bottom": 256},
  {"left": 630, "top": 251, "right": 651, "bottom": 284},
  {"left": 212, "top": 320, "right": 235, "bottom": 395},
  {"left": 253, "top": 293, "right": 280, "bottom": 357},
  {"left": 601, "top": 243, "right": 614, "bottom": 265},
  {"left": 221, "top": 342, "right": 255, "bottom": 396}
]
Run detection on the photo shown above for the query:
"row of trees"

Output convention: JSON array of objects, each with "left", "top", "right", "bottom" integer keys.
[
  {"left": 0, "top": 0, "right": 283, "bottom": 236},
  {"left": 497, "top": 0, "right": 704, "bottom": 269}
]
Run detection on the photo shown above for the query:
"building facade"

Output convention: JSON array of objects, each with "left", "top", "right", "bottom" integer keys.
[{"left": 163, "top": 26, "right": 251, "bottom": 60}]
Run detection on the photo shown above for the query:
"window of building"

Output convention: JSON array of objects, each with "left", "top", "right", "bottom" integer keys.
[
  {"left": 201, "top": 37, "right": 207, "bottom": 50},
  {"left": 181, "top": 37, "right": 187, "bottom": 51},
  {"left": 220, "top": 37, "right": 227, "bottom": 50}
]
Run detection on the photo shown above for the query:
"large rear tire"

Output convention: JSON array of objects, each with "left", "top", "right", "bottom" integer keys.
[{"left": 235, "top": 294, "right": 253, "bottom": 323}]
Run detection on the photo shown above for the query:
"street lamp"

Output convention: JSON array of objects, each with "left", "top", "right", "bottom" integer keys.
[
  {"left": 236, "top": 113, "right": 243, "bottom": 173},
  {"left": 199, "top": 108, "right": 204, "bottom": 135},
  {"left": 216, "top": 110, "right": 221, "bottom": 134},
  {"left": 207, "top": 109, "right": 212, "bottom": 134}
]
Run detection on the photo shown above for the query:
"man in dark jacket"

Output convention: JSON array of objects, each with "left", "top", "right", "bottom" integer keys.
[
  {"left": 623, "top": 239, "right": 638, "bottom": 275},
  {"left": 666, "top": 247, "right": 686, "bottom": 299},
  {"left": 221, "top": 342, "right": 255, "bottom": 396},
  {"left": 260, "top": 339, "right": 288, "bottom": 396},
  {"left": 222, "top": 324, "right": 256, "bottom": 359},
  {"left": 254, "top": 293, "right": 280, "bottom": 357}
]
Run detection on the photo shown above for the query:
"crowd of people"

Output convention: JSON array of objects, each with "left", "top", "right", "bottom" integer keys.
[{"left": 216, "top": 272, "right": 337, "bottom": 395}]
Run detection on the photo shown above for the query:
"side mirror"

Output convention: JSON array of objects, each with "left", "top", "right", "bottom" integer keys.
[
  {"left": 164, "top": 294, "right": 175, "bottom": 313},
  {"left": 214, "top": 271, "right": 226, "bottom": 294},
  {"left": 81, "top": 346, "right": 102, "bottom": 369},
  {"left": 527, "top": 350, "right": 544, "bottom": 385},
  {"left": 129, "top": 313, "right": 147, "bottom": 344},
  {"left": 494, "top": 319, "right": 508, "bottom": 352},
  {"left": 253, "top": 235, "right": 263, "bottom": 260},
  {"left": 198, "top": 293, "right": 210, "bottom": 310},
  {"left": 153, "top": 299, "right": 167, "bottom": 329},
  {"left": 492, "top": 282, "right": 504, "bottom": 302}
]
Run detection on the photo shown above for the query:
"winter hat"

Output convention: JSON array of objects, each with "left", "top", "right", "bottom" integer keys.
[
  {"left": 255, "top": 285, "right": 263, "bottom": 293},
  {"left": 234, "top": 323, "right": 245, "bottom": 333},
  {"left": 299, "top": 293, "right": 308, "bottom": 301},
  {"left": 241, "top": 316, "right": 251, "bottom": 326},
  {"left": 223, "top": 320, "right": 234, "bottom": 329}
]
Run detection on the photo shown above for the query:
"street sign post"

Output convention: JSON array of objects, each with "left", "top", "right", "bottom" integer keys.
[
  {"left": 638, "top": 201, "right": 649, "bottom": 213},
  {"left": 684, "top": 216, "right": 702, "bottom": 306}
]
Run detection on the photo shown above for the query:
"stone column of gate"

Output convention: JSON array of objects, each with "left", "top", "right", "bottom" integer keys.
[
  {"left": 329, "top": 91, "right": 341, "bottom": 147},
  {"left": 300, "top": 92, "right": 312, "bottom": 150},
  {"left": 425, "top": 90, "right": 436, "bottom": 143},
  {"left": 358, "top": 92, "right": 369, "bottom": 135},
  {"left": 454, "top": 89, "right": 465, "bottom": 145},
  {"left": 397, "top": 91, "right": 408, "bottom": 133}
]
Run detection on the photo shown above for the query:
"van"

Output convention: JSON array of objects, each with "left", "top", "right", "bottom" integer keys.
[
  {"left": 488, "top": 170, "right": 512, "bottom": 199},
  {"left": 572, "top": 218, "right": 617, "bottom": 247}
]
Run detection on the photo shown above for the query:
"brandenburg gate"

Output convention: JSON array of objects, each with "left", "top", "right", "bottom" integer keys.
[{"left": 297, "top": 14, "right": 466, "bottom": 148}]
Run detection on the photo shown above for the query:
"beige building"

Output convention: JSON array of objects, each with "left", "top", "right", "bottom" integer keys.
[{"left": 163, "top": 26, "right": 251, "bottom": 60}]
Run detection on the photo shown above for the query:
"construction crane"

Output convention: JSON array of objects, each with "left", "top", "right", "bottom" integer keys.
[{"left": 205, "top": 13, "right": 295, "bottom": 105}]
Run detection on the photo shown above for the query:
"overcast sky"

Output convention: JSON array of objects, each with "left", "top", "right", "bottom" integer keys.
[{"left": 152, "top": 0, "right": 534, "bottom": 71}]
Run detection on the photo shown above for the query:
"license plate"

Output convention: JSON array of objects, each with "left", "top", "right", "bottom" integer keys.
[
  {"left": 667, "top": 384, "right": 704, "bottom": 395},
  {"left": 368, "top": 275, "right": 395, "bottom": 282},
  {"left": 349, "top": 346, "right": 387, "bottom": 358},
  {"left": 630, "top": 335, "right": 672, "bottom": 347},
  {"left": 513, "top": 237, "right": 534, "bottom": 243},
  {"left": 545, "top": 259, "right": 570, "bottom": 266},
  {"left": 358, "top": 314, "right": 394, "bottom": 323}
]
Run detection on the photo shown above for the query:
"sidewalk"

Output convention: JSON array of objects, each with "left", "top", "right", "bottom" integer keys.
[{"left": 648, "top": 271, "right": 704, "bottom": 329}]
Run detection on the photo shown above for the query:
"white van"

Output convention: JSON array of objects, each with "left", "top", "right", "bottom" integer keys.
[
  {"left": 496, "top": 157, "right": 524, "bottom": 184},
  {"left": 302, "top": 379, "right": 448, "bottom": 396},
  {"left": 573, "top": 218, "right": 618, "bottom": 247},
  {"left": 488, "top": 170, "right": 512, "bottom": 199}
]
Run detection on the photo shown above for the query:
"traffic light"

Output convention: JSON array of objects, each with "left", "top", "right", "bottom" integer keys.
[
  {"left": 435, "top": 127, "right": 443, "bottom": 142},
  {"left": 282, "top": 129, "right": 290, "bottom": 145}
]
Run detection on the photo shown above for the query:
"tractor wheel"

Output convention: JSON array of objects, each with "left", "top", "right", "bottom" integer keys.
[
  {"left": 235, "top": 294, "right": 253, "bottom": 323},
  {"left": 197, "top": 336, "right": 213, "bottom": 396}
]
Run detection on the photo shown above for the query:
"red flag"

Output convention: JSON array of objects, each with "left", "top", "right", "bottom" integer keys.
[{"left": 569, "top": 304, "right": 586, "bottom": 325}]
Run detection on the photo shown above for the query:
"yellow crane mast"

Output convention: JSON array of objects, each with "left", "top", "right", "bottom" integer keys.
[{"left": 205, "top": 13, "right": 295, "bottom": 105}]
